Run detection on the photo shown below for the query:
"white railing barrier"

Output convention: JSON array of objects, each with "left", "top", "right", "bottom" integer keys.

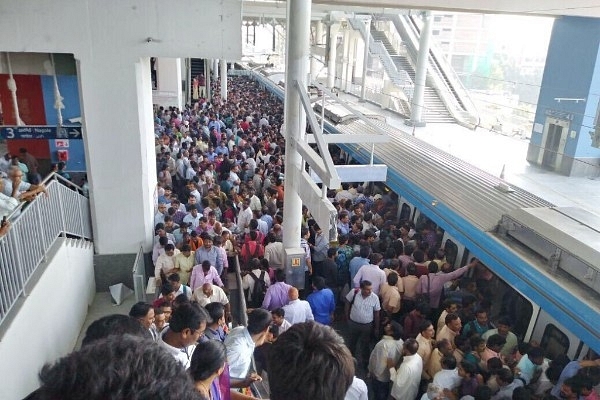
[
  {"left": 132, "top": 245, "right": 146, "bottom": 303},
  {"left": 0, "top": 174, "right": 92, "bottom": 326}
]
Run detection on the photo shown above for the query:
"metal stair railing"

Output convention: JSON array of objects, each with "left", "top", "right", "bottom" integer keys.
[
  {"left": 348, "top": 18, "right": 415, "bottom": 102},
  {"left": 0, "top": 173, "right": 92, "bottom": 327}
]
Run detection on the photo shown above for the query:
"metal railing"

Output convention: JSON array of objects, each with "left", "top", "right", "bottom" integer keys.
[
  {"left": 0, "top": 173, "right": 92, "bottom": 326},
  {"left": 132, "top": 245, "right": 146, "bottom": 302},
  {"left": 348, "top": 18, "right": 415, "bottom": 102}
]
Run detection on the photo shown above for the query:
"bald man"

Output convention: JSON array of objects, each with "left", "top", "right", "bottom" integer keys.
[{"left": 282, "top": 287, "right": 314, "bottom": 325}]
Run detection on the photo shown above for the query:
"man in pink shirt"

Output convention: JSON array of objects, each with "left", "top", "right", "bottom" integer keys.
[{"left": 189, "top": 260, "right": 224, "bottom": 291}]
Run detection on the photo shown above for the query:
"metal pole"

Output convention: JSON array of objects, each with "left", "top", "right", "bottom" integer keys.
[
  {"left": 341, "top": 27, "right": 350, "bottom": 91},
  {"left": 282, "top": 0, "right": 311, "bottom": 250},
  {"left": 205, "top": 59, "right": 212, "bottom": 100},
  {"left": 360, "top": 19, "right": 371, "bottom": 101},
  {"left": 409, "top": 11, "right": 433, "bottom": 127},
  {"left": 220, "top": 60, "right": 228, "bottom": 102}
]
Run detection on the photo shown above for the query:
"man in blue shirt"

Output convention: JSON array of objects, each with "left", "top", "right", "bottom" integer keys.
[
  {"left": 307, "top": 276, "right": 336, "bottom": 325},
  {"left": 349, "top": 245, "right": 371, "bottom": 284}
]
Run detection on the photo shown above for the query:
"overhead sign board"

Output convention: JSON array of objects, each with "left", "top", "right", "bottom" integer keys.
[{"left": 0, "top": 126, "right": 83, "bottom": 140}]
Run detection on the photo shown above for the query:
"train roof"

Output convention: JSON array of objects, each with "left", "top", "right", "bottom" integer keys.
[{"left": 336, "top": 119, "right": 553, "bottom": 231}]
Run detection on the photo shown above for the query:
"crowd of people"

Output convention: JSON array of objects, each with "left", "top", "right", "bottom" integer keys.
[{"left": 25, "top": 74, "right": 600, "bottom": 400}]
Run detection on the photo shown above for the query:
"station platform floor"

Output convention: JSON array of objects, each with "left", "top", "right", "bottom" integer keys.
[{"left": 334, "top": 90, "right": 600, "bottom": 217}]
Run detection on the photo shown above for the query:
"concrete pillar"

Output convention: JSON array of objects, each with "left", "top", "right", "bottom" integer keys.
[
  {"left": 327, "top": 22, "right": 340, "bottom": 89},
  {"left": 360, "top": 19, "right": 371, "bottom": 101},
  {"left": 212, "top": 59, "right": 218, "bottom": 80},
  {"left": 205, "top": 59, "right": 212, "bottom": 100},
  {"left": 408, "top": 11, "right": 433, "bottom": 127},
  {"left": 78, "top": 57, "right": 156, "bottom": 254},
  {"left": 311, "top": 21, "right": 323, "bottom": 82},
  {"left": 282, "top": 0, "right": 310, "bottom": 250},
  {"left": 152, "top": 58, "right": 183, "bottom": 110},
  {"left": 220, "top": 59, "right": 227, "bottom": 102},
  {"left": 340, "top": 27, "right": 350, "bottom": 91}
]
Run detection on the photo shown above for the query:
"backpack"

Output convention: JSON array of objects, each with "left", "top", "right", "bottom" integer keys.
[{"left": 248, "top": 271, "right": 267, "bottom": 308}]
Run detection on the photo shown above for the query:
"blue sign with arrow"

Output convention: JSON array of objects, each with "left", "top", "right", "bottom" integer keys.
[{"left": 0, "top": 125, "right": 83, "bottom": 140}]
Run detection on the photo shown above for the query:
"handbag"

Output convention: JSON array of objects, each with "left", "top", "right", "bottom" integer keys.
[{"left": 416, "top": 274, "right": 431, "bottom": 307}]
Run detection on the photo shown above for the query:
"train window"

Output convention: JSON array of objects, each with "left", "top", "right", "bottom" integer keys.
[
  {"left": 444, "top": 239, "right": 458, "bottom": 266},
  {"left": 400, "top": 203, "right": 412, "bottom": 222},
  {"left": 540, "top": 324, "right": 570, "bottom": 360}
]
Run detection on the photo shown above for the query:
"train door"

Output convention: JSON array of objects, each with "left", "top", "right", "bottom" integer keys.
[
  {"left": 531, "top": 310, "right": 584, "bottom": 360},
  {"left": 538, "top": 117, "right": 569, "bottom": 171}
]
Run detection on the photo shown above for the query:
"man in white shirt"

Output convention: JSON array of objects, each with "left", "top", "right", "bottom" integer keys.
[
  {"left": 158, "top": 303, "right": 208, "bottom": 369},
  {"left": 368, "top": 321, "right": 404, "bottom": 400},
  {"left": 225, "top": 309, "right": 271, "bottom": 387},
  {"left": 345, "top": 280, "right": 381, "bottom": 368},
  {"left": 192, "top": 283, "right": 229, "bottom": 309},
  {"left": 389, "top": 338, "right": 423, "bottom": 400},
  {"left": 237, "top": 198, "right": 253, "bottom": 232},
  {"left": 282, "top": 287, "right": 314, "bottom": 325},
  {"left": 270, "top": 308, "right": 292, "bottom": 337},
  {"left": 182, "top": 207, "right": 201, "bottom": 229}
]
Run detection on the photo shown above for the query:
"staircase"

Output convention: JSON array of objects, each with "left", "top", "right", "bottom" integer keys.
[
  {"left": 190, "top": 58, "right": 205, "bottom": 100},
  {"left": 424, "top": 87, "right": 455, "bottom": 122},
  {"left": 370, "top": 29, "right": 397, "bottom": 56}
]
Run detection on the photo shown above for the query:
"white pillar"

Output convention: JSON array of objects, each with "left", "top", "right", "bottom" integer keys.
[
  {"left": 311, "top": 20, "right": 323, "bottom": 82},
  {"left": 340, "top": 27, "right": 350, "bottom": 91},
  {"left": 152, "top": 58, "right": 183, "bottom": 110},
  {"left": 220, "top": 59, "right": 227, "bottom": 102},
  {"left": 282, "top": 0, "right": 310, "bottom": 250},
  {"left": 327, "top": 22, "right": 340, "bottom": 89},
  {"left": 212, "top": 59, "right": 218, "bottom": 80},
  {"left": 78, "top": 57, "right": 156, "bottom": 254},
  {"left": 409, "top": 11, "right": 433, "bottom": 127},
  {"left": 360, "top": 19, "right": 371, "bottom": 101},
  {"left": 346, "top": 32, "right": 357, "bottom": 90}
]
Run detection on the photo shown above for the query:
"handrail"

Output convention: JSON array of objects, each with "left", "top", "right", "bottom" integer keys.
[
  {"left": 5, "top": 172, "right": 86, "bottom": 221},
  {"left": 132, "top": 245, "right": 146, "bottom": 302},
  {"left": 348, "top": 18, "right": 415, "bottom": 102},
  {"left": 233, "top": 255, "right": 248, "bottom": 327},
  {"left": 0, "top": 177, "right": 92, "bottom": 328}
]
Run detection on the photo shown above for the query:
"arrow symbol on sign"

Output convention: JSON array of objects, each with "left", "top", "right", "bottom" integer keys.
[{"left": 69, "top": 129, "right": 81, "bottom": 138}]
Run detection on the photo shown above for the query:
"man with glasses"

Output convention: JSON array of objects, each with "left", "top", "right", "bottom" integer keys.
[{"left": 158, "top": 302, "right": 209, "bottom": 369}]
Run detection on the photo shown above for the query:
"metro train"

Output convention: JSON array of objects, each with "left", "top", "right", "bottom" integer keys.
[
  {"left": 322, "top": 101, "right": 600, "bottom": 361},
  {"left": 245, "top": 67, "right": 600, "bottom": 359}
]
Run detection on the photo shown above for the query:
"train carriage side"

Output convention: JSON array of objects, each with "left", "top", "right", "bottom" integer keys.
[
  {"left": 245, "top": 67, "right": 600, "bottom": 358},
  {"left": 331, "top": 121, "right": 600, "bottom": 359}
]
